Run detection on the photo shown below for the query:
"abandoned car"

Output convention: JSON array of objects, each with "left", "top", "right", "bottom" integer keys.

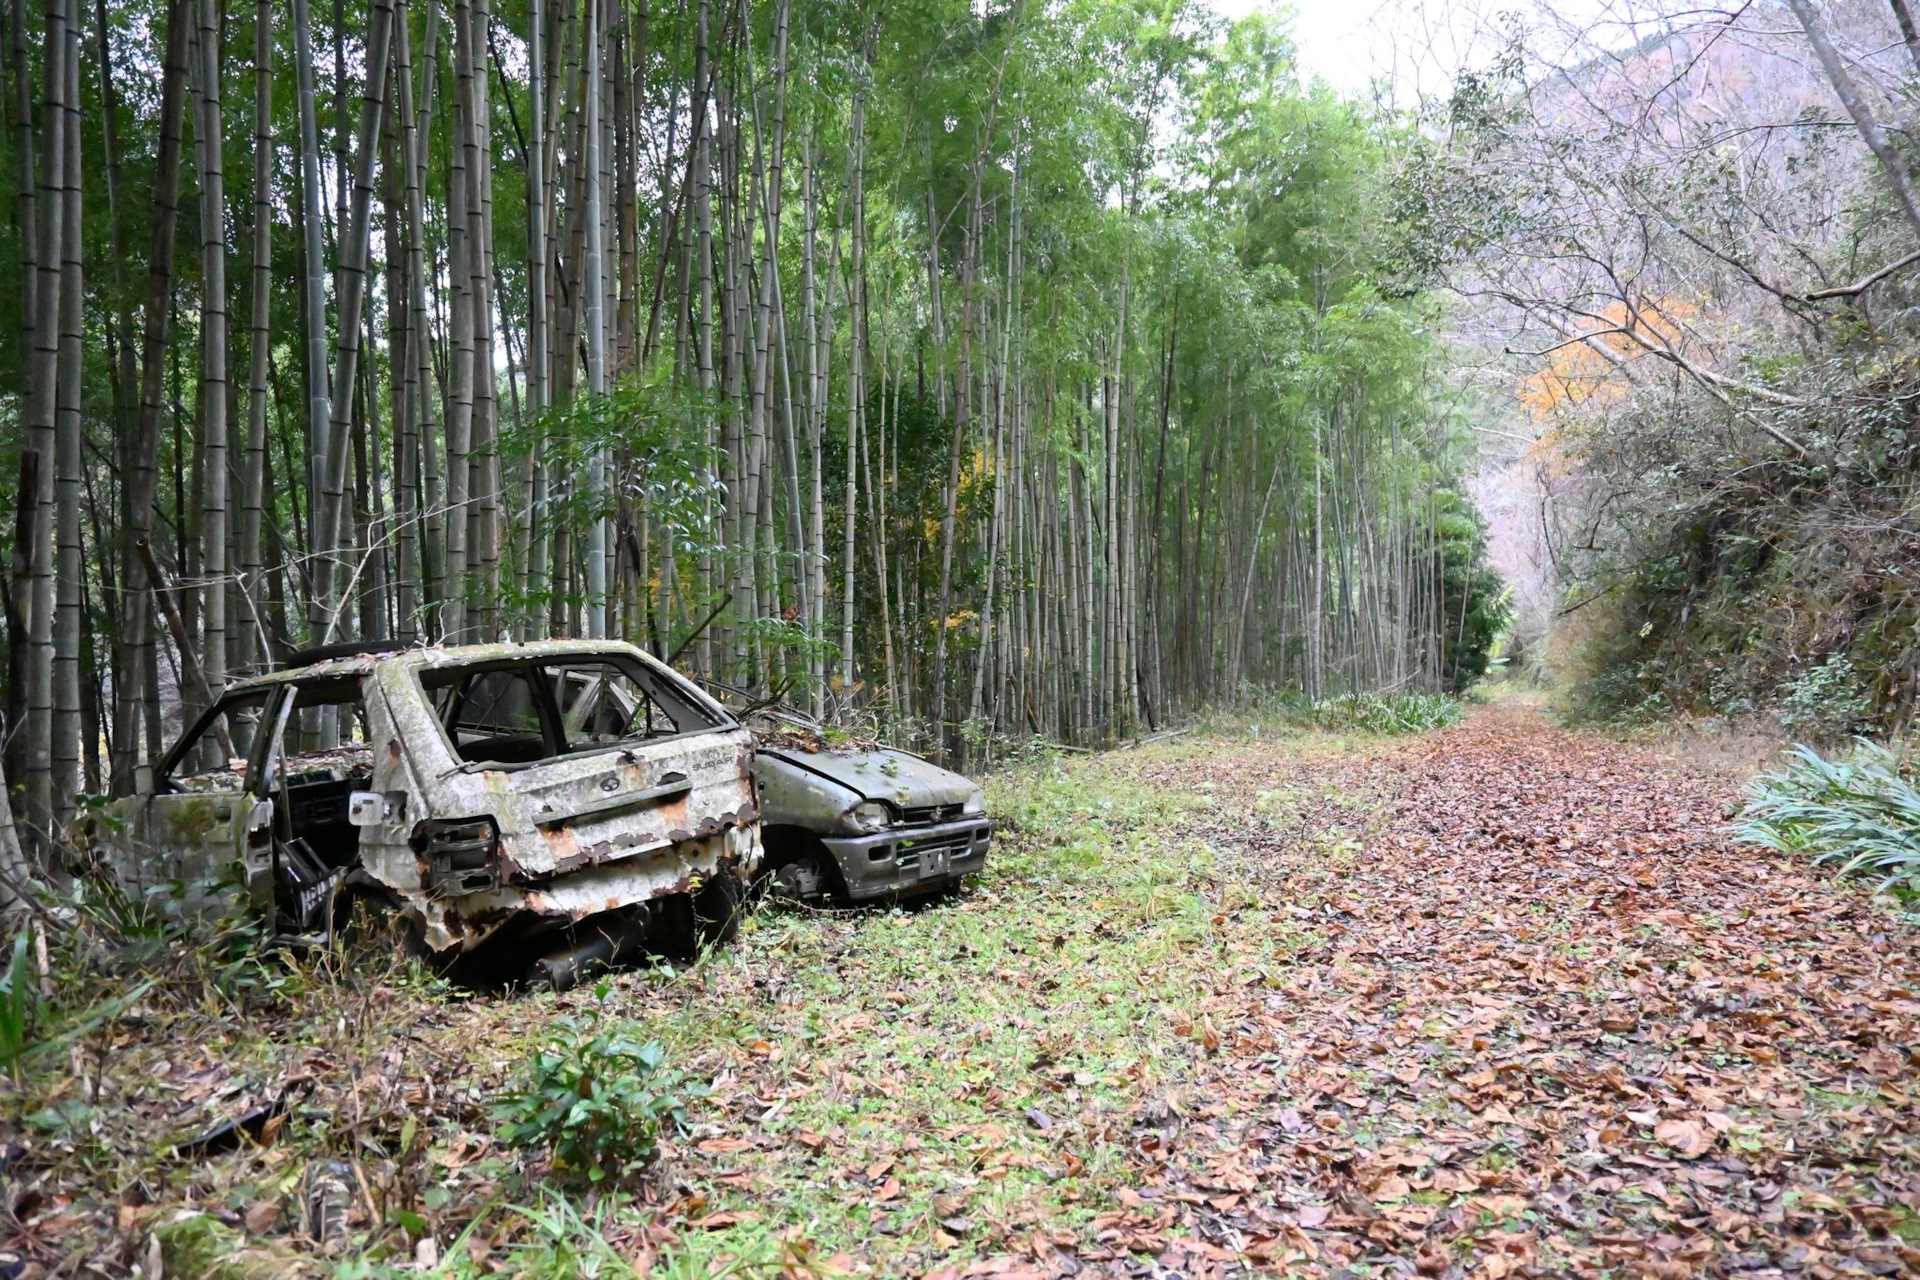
[
  {"left": 697, "top": 695, "right": 991, "bottom": 906},
  {"left": 84, "top": 640, "right": 761, "bottom": 986},
  {"left": 753, "top": 744, "right": 990, "bottom": 905}
]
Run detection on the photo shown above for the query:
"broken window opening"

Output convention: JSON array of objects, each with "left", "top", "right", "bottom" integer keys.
[
  {"left": 552, "top": 662, "right": 684, "bottom": 750},
  {"left": 419, "top": 656, "right": 725, "bottom": 768},
  {"left": 424, "top": 665, "right": 558, "bottom": 766},
  {"left": 161, "top": 690, "right": 275, "bottom": 793}
]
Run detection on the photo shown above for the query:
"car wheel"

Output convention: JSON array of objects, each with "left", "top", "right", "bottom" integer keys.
[
  {"left": 332, "top": 870, "right": 429, "bottom": 960},
  {"left": 766, "top": 854, "right": 830, "bottom": 908}
]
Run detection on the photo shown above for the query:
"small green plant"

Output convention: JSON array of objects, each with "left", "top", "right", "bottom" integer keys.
[
  {"left": 1309, "top": 692, "right": 1465, "bottom": 735},
  {"left": 1734, "top": 739, "right": 1920, "bottom": 895},
  {"left": 1, "top": 928, "right": 150, "bottom": 1091},
  {"left": 492, "top": 996, "right": 701, "bottom": 1184},
  {"left": 0, "top": 931, "right": 38, "bottom": 1079},
  {"left": 1775, "top": 654, "right": 1874, "bottom": 741}
]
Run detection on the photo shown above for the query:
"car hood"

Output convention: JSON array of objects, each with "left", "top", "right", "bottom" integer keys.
[{"left": 758, "top": 747, "right": 978, "bottom": 808}]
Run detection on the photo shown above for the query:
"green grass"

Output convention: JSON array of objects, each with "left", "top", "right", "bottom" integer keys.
[
  {"left": 1307, "top": 691, "right": 1465, "bottom": 735},
  {"left": 601, "top": 760, "right": 1252, "bottom": 1269},
  {"left": 9, "top": 737, "right": 1344, "bottom": 1279},
  {"left": 1733, "top": 739, "right": 1920, "bottom": 897}
]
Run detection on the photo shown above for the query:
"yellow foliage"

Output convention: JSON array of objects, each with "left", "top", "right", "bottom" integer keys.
[{"left": 1516, "top": 299, "right": 1699, "bottom": 420}]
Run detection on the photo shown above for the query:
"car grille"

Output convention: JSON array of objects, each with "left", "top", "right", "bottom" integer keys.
[
  {"left": 900, "top": 802, "right": 966, "bottom": 826},
  {"left": 894, "top": 830, "right": 975, "bottom": 871}
]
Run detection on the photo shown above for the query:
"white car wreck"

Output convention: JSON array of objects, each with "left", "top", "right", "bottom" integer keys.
[{"left": 82, "top": 640, "right": 762, "bottom": 988}]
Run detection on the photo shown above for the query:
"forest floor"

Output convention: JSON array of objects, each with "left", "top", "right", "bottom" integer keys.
[{"left": 11, "top": 698, "right": 1920, "bottom": 1278}]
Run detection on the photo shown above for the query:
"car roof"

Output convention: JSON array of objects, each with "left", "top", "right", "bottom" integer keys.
[{"left": 229, "top": 639, "right": 664, "bottom": 691}]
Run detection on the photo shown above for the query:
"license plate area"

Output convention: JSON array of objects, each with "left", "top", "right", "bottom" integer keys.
[{"left": 898, "top": 834, "right": 965, "bottom": 880}]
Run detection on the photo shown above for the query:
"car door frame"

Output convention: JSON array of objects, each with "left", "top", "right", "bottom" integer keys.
[{"left": 121, "top": 685, "right": 283, "bottom": 916}]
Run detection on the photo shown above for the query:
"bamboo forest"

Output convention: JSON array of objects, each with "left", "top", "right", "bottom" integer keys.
[
  {"left": 24, "top": 0, "right": 1920, "bottom": 1272},
  {"left": 0, "top": 0, "right": 1501, "bottom": 849}
]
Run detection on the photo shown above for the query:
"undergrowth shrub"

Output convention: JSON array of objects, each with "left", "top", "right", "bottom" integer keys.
[
  {"left": 1309, "top": 692, "right": 1464, "bottom": 735},
  {"left": 1549, "top": 374, "right": 1920, "bottom": 735},
  {"left": 1733, "top": 740, "right": 1920, "bottom": 897},
  {"left": 0, "top": 932, "right": 39, "bottom": 1083},
  {"left": 1776, "top": 654, "right": 1874, "bottom": 742},
  {"left": 1, "top": 924, "right": 154, "bottom": 1101},
  {"left": 493, "top": 996, "right": 701, "bottom": 1184}
]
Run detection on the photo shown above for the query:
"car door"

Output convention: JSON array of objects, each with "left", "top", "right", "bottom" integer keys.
[{"left": 112, "top": 687, "right": 280, "bottom": 916}]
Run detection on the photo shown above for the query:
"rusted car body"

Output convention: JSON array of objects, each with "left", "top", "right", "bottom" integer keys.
[{"left": 85, "top": 641, "right": 761, "bottom": 984}]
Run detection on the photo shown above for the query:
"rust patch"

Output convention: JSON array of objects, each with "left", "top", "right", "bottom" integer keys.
[
  {"left": 539, "top": 824, "right": 582, "bottom": 865},
  {"left": 646, "top": 873, "right": 695, "bottom": 900}
]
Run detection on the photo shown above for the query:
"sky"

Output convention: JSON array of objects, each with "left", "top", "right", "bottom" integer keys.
[
  {"left": 1202, "top": 0, "right": 1473, "bottom": 100},
  {"left": 1202, "top": 0, "right": 1616, "bottom": 104},
  {"left": 1211, "top": 0, "right": 1385, "bottom": 93}
]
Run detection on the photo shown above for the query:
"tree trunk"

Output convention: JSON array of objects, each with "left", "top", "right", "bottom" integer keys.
[
  {"left": 194, "top": 0, "right": 230, "bottom": 702},
  {"left": 109, "top": 0, "right": 189, "bottom": 794},
  {"left": 314, "top": 0, "right": 395, "bottom": 642},
  {"left": 48, "top": 0, "right": 81, "bottom": 827},
  {"left": 238, "top": 0, "right": 273, "bottom": 671},
  {"left": 292, "top": 0, "right": 332, "bottom": 649},
  {"left": 583, "top": 0, "right": 609, "bottom": 637}
]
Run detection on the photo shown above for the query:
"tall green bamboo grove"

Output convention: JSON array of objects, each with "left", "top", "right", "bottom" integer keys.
[{"left": 0, "top": 0, "right": 1500, "bottom": 855}]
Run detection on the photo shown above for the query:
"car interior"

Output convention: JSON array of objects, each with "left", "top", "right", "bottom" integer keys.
[
  {"left": 420, "top": 657, "right": 722, "bottom": 767},
  {"left": 265, "top": 676, "right": 376, "bottom": 931}
]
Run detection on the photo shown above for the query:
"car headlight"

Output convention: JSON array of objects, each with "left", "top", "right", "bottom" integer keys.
[
  {"left": 850, "top": 800, "right": 893, "bottom": 833},
  {"left": 962, "top": 787, "right": 987, "bottom": 816}
]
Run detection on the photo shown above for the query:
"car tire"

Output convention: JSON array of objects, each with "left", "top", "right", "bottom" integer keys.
[{"left": 332, "top": 870, "right": 429, "bottom": 960}]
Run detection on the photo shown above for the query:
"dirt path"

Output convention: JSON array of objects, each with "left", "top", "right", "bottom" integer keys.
[{"left": 1099, "top": 702, "right": 1920, "bottom": 1278}]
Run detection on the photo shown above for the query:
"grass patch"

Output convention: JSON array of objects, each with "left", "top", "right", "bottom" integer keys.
[
  {"left": 1306, "top": 692, "right": 1465, "bottom": 735},
  {"left": 3, "top": 736, "right": 1322, "bottom": 1277},
  {"left": 1191, "top": 688, "right": 1466, "bottom": 742}
]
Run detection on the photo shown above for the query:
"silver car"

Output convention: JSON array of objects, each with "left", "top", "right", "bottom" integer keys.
[{"left": 745, "top": 723, "right": 991, "bottom": 905}]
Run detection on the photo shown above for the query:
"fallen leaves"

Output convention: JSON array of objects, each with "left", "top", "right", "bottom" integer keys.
[
  {"left": 1105, "top": 703, "right": 1920, "bottom": 1278},
  {"left": 20, "top": 703, "right": 1920, "bottom": 1280},
  {"left": 1599, "top": 1002, "right": 1640, "bottom": 1033},
  {"left": 1653, "top": 1116, "right": 1712, "bottom": 1159}
]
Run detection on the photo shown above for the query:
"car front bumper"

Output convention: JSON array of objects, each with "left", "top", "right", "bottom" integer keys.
[{"left": 822, "top": 817, "right": 991, "bottom": 900}]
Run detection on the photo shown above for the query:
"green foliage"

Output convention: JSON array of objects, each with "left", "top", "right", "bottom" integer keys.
[
  {"left": 1561, "top": 479, "right": 1905, "bottom": 733},
  {"left": 1562, "top": 657, "right": 1671, "bottom": 729},
  {"left": 506, "top": 361, "right": 725, "bottom": 553},
  {"left": 1429, "top": 493, "right": 1510, "bottom": 692},
  {"left": 0, "top": 931, "right": 36, "bottom": 1080},
  {"left": 1777, "top": 654, "right": 1874, "bottom": 742},
  {"left": 1734, "top": 741, "right": 1920, "bottom": 897},
  {"left": 1383, "top": 37, "right": 1530, "bottom": 288},
  {"left": 1308, "top": 692, "right": 1465, "bottom": 735},
  {"left": 492, "top": 997, "right": 700, "bottom": 1185},
  {"left": 1, "top": 927, "right": 152, "bottom": 1091}
]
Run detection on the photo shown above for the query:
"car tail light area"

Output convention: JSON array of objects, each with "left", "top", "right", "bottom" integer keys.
[{"left": 412, "top": 816, "right": 500, "bottom": 898}]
